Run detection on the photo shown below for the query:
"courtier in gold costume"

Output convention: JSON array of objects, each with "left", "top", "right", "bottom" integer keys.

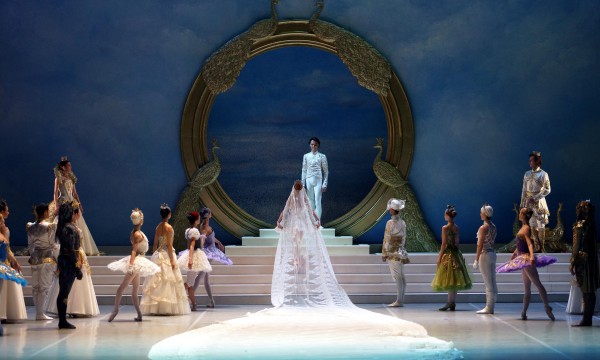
[
  {"left": 382, "top": 198, "right": 409, "bottom": 307},
  {"left": 27, "top": 203, "right": 58, "bottom": 320},
  {"left": 301, "top": 137, "right": 328, "bottom": 219},
  {"left": 570, "top": 200, "right": 599, "bottom": 327},
  {"left": 520, "top": 151, "right": 550, "bottom": 252}
]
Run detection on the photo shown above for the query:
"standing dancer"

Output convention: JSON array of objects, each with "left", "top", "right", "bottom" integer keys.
[
  {"left": 0, "top": 200, "right": 27, "bottom": 322},
  {"left": 195, "top": 207, "right": 232, "bottom": 308},
  {"left": 301, "top": 137, "right": 328, "bottom": 219},
  {"left": 27, "top": 203, "right": 58, "bottom": 320},
  {"left": 497, "top": 208, "right": 556, "bottom": 320},
  {"left": 0, "top": 229, "right": 27, "bottom": 336},
  {"left": 520, "top": 151, "right": 551, "bottom": 252},
  {"left": 382, "top": 198, "right": 409, "bottom": 307},
  {"left": 473, "top": 204, "right": 497, "bottom": 314},
  {"left": 140, "top": 204, "right": 190, "bottom": 315},
  {"left": 55, "top": 202, "right": 83, "bottom": 329},
  {"left": 570, "top": 200, "right": 599, "bottom": 326},
  {"left": 432, "top": 205, "right": 472, "bottom": 311},
  {"left": 107, "top": 209, "right": 159, "bottom": 322},
  {"left": 53, "top": 156, "right": 99, "bottom": 255},
  {"left": 177, "top": 212, "right": 211, "bottom": 311}
]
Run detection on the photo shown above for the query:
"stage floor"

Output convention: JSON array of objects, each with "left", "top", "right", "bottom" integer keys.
[{"left": 2, "top": 302, "right": 598, "bottom": 359}]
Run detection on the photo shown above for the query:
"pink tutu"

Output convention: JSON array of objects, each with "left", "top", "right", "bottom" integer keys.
[{"left": 496, "top": 254, "right": 557, "bottom": 273}]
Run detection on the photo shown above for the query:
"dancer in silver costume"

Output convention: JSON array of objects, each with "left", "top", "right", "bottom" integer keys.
[{"left": 301, "top": 137, "right": 328, "bottom": 219}]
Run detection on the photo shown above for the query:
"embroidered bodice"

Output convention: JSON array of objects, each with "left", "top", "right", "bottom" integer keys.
[
  {"left": 480, "top": 221, "right": 496, "bottom": 251},
  {"left": 445, "top": 227, "right": 458, "bottom": 250},
  {"left": 135, "top": 231, "right": 149, "bottom": 255},
  {"left": 302, "top": 151, "right": 329, "bottom": 187},
  {"left": 57, "top": 175, "right": 76, "bottom": 204},
  {"left": 204, "top": 231, "right": 216, "bottom": 248}
]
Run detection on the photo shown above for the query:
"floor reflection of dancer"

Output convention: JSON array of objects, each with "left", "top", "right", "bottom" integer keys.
[
  {"left": 301, "top": 137, "right": 328, "bottom": 219},
  {"left": 432, "top": 205, "right": 472, "bottom": 311},
  {"left": 53, "top": 157, "right": 99, "bottom": 255},
  {"left": 570, "top": 200, "right": 599, "bottom": 327},
  {"left": 0, "top": 230, "right": 27, "bottom": 336},
  {"left": 520, "top": 151, "right": 550, "bottom": 252},
  {"left": 473, "top": 203, "right": 497, "bottom": 315},
  {"left": 0, "top": 200, "right": 27, "bottom": 323},
  {"left": 177, "top": 212, "right": 211, "bottom": 311},
  {"left": 55, "top": 202, "right": 83, "bottom": 329},
  {"left": 140, "top": 204, "right": 190, "bottom": 315},
  {"left": 46, "top": 200, "right": 99, "bottom": 318},
  {"left": 496, "top": 208, "right": 556, "bottom": 321},
  {"left": 382, "top": 198, "right": 409, "bottom": 308},
  {"left": 107, "top": 209, "right": 160, "bottom": 322},
  {"left": 26, "top": 203, "right": 57, "bottom": 320}
]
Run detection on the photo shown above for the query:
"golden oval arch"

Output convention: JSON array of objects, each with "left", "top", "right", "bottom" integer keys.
[{"left": 179, "top": 20, "right": 414, "bottom": 239}]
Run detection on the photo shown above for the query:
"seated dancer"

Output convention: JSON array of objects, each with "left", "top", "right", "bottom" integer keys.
[
  {"left": 107, "top": 209, "right": 160, "bottom": 322},
  {"left": 149, "top": 180, "right": 459, "bottom": 359},
  {"left": 177, "top": 212, "right": 211, "bottom": 311},
  {"left": 55, "top": 202, "right": 83, "bottom": 329},
  {"left": 381, "top": 198, "right": 409, "bottom": 308},
  {"left": 497, "top": 208, "right": 556, "bottom": 321},
  {"left": 27, "top": 203, "right": 58, "bottom": 320}
]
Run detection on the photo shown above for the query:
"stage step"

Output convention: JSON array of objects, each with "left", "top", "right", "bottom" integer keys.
[{"left": 14, "top": 253, "right": 572, "bottom": 305}]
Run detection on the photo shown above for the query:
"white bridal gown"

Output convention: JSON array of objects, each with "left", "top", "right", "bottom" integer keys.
[{"left": 149, "top": 186, "right": 460, "bottom": 359}]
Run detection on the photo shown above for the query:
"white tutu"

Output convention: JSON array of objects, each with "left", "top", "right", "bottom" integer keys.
[
  {"left": 0, "top": 278, "right": 27, "bottom": 321},
  {"left": 108, "top": 255, "right": 160, "bottom": 277},
  {"left": 177, "top": 249, "right": 212, "bottom": 273}
]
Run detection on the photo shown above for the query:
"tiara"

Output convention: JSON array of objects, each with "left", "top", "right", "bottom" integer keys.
[
  {"left": 60, "top": 156, "right": 69, "bottom": 162},
  {"left": 160, "top": 203, "right": 170, "bottom": 209},
  {"left": 530, "top": 151, "right": 541, "bottom": 157}
]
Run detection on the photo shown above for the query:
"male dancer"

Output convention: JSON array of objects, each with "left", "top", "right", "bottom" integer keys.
[
  {"left": 520, "top": 151, "right": 550, "bottom": 252},
  {"left": 301, "top": 137, "right": 328, "bottom": 219}
]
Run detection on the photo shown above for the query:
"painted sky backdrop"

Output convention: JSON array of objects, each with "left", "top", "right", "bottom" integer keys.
[{"left": 1, "top": 1, "right": 599, "bottom": 247}]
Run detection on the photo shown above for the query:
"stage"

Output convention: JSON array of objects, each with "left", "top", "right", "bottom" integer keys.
[{"left": 2, "top": 302, "right": 598, "bottom": 359}]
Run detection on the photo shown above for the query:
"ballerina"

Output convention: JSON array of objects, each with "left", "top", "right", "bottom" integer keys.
[
  {"left": 431, "top": 205, "right": 472, "bottom": 311},
  {"left": 107, "top": 209, "right": 160, "bottom": 322},
  {"left": 177, "top": 212, "right": 211, "bottom": 311},
  {"left": 0, "top": 228, "right": 27, "bottom": 336},
  {"left": 53, "top": 156, "right": 99, "bottom": 255},
  {"left": 496, "top": 207, "right": 556, "bottom": 320},
  {"left": 140, "top": 204, "right": 190, "bottom": 315},
  {"left": 0, "top": 200, "right": 27, "bottom": 323}
]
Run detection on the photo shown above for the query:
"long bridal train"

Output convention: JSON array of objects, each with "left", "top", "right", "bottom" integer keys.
[{"left": 149, "top": 183, "right": 459, "bottom": 359}]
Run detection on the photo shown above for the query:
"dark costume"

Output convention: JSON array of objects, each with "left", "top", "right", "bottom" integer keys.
[
  {"left": 57, "top": 223, "right": 82, "bottom": 328},
  {"left": 571, "top": 202, "right": 599, "bottom": 326}
]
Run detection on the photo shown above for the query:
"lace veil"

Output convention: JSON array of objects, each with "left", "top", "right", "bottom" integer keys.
[{"left": 271, "top": 185, "right": 353, "bottom": 308}]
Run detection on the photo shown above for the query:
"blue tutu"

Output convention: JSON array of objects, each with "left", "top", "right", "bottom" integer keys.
[{"left": 0, "top": 263, "right": 27, "bottom": 287}]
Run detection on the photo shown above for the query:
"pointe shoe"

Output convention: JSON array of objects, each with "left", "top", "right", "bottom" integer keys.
[
  {"left": 388, "top": 301, "right": 404, "bottom": 308},
  {"left": 476, "top": 308, "right": 493, "bottom": 314},
  {"left": 521, "top": 312, "right": 527, "bottom": 320},
  {"left": 190, "top": 302, "right": 197, "bottom": 311},
  {"left": 206, "top": 301, "right": 215, "bottom": 308},
  {"left": 134, "top": 316, "right": 142, "bottom": 322},
  {"left": 439, "top": 302, "right": 455, "bottom": 311},
  {"left": 58, "top": 321, "right": 76, "bottom": 329},
  {"left": 107, "top": 311, "right": 118, "bottom": 323},
  {"left": 545, "top": 306, "right": 555, "bottom": 321}
]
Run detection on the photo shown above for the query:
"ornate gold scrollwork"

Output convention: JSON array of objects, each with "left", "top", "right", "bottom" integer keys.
[{"left": 177, "top": 9, "right": 436, "bottom": 250}]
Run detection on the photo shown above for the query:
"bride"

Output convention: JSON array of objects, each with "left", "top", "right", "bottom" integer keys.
[{"left": 149, "top": 181, "right": 459, "bottom": 359}]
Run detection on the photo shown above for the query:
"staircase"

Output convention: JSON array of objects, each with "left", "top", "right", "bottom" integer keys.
[{"left": 16, "top": 250, "right": 571, "bottom": 306}]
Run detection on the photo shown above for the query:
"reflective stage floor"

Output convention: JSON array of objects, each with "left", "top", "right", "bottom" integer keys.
[{"left": 1, "top": 302, "right": 598, "bottom": 359}]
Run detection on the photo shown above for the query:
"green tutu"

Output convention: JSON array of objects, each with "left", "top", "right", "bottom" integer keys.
[{"left": 431, "top": 247, "right": 472, "bottom": 292}]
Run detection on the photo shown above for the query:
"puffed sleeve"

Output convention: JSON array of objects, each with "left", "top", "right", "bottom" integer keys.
[{"left": 187, "top": 228, "right": 201, "bottom": 240}]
